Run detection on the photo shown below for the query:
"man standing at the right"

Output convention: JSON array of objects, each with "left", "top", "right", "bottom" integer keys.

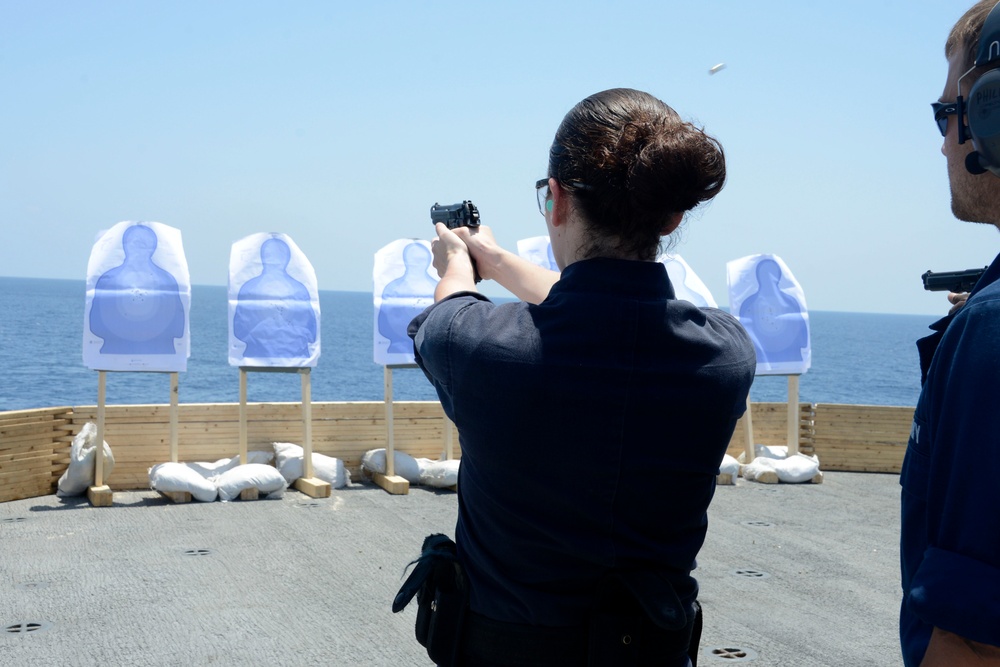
[{"left": 901, "top": 2, "right": 1000, "bottom": 665}]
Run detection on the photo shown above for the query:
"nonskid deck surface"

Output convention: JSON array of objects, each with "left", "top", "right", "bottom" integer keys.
[{"left": 0, "top": 472, "right": 901, "bottom": 666}]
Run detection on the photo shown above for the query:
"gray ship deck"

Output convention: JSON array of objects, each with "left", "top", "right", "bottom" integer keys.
[{"left": 0, "top": 471, "right": 902, "bottom": 666}]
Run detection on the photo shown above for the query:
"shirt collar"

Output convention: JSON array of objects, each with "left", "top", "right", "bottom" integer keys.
[{"left": 551, "top": 257, "right": 674, "bottom": 300}]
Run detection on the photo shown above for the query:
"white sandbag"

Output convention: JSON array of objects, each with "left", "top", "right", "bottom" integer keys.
[
  {"left": 755, "top": 444, "right": 789, "bottom": 460},
  {"left": 773, "top": 453, "right": 820, "bottom": 483},
  {"left": 57, "top": 422, "right": 115, "bottom": 496},
  {"left": 742, "top": 456, "right": 779, "bottom": 483},
  {"left": 416, "top": 458, "right": 460, "bottom": 488},
  {"left": 148, "top": 462, "right": 218, "bottom": 502},
  {"left": 361, "top": 448, "right": 421, "bottom": 484},
  {"left": 717, "top": 453, "right": 740, "bottom": 485},
  {"left": 273, "top": 442, "right": 350, "bottom": 488},
  {"left": 185, "top": 450, "right": 273, "bottom": 478},
  {"left": 744, "top": 453, "right": 820, "bottom": 484},
  {"left": 719, "top": 454, "right": 741, "bottom": 478},
  {"left": 737, "top": 444, "right": 788, "bottom": 463},
  {"left": 214, "top": 464, "right": 287, "bottom": 502}
]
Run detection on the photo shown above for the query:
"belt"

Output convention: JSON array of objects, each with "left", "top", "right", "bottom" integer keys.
[
  {"left": 460, "top": 612, "right": 588, "bottom": 666},
  {"left": 458, "top": 605, "right": 699, "bottom": 667}
]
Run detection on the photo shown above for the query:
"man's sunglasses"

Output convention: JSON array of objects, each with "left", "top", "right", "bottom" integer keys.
[{"left": 932, "top": 101, "right": 958, "bottom": 137}]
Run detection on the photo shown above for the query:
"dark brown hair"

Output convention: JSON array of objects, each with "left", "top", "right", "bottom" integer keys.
[{"left": 548, "top": 88, "right": 725, "bottom": 261}]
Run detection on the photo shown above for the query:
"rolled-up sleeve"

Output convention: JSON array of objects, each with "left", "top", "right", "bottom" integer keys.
[
  {"left": 407, "top": 291, "right": 493, "bottom": 416},
  {"left": 909, "top": 548, "right": 1000, "bottom": 645}
]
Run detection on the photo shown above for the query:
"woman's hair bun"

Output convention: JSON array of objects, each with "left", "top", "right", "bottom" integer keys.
[{"left": 549, "top": 88, "right": 726, "bottom": 260}]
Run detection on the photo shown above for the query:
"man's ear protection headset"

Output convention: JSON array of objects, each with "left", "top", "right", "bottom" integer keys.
[{"left": 960, "top": 1, "right": 1000, "bottom": 175}]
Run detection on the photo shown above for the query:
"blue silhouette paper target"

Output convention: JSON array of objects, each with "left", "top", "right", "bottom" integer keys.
[
  {"left": 516, "top": 236, "right": 560, "bottom": 271},
  {"left": 228, "top": 233, "right": 320, "bottom": 368},
  {"left": 373, "top": 239, "right": 438, "bottom": 365},
  {"left": 83, "top": 221, "right": 191, "bottom": 372},
  {"left": 727, "top": 254, "right": 811, "bottom": 375},
  {"left": 658, "top": 254, "right": 717, "bottom": 308}
]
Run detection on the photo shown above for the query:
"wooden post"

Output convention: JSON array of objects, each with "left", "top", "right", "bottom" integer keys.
[
  {"left": 374, "top": 365, "right": 409, "bottom": 494},
  {"left": 87, "top": 371, "right": 113, "bottom": 507},
  {"left": 169, "top": 372, "right": 179, "bottom": 463},
  {"left": 238, "top": 368, "right": 257, "bottom": 500},
  {"left": 159, "top": 372, "right": 191, "bottom": 503},
  {"left": 443, "top": 409, "right": 454, "bottom": 461},
  {"left": 293, "top": 368, "right": 330, "bottom": 498},
  {"left": 302, "top": 369, "right": 313, "bottom": 479},
  {"left": 385, "top": 366, "right": 395, "bottom": 476},
  {"left": 743, "top": 395, "right": 755, "bottom": 464},
  {"left": 239, "top": 368, "right": 248, "bottom": 466},
  {"left": 787, "top": 375, "right": 800, "bottom": 456},
  {"left": 96, "top": 371, "right": 106, "bottom": 486}
]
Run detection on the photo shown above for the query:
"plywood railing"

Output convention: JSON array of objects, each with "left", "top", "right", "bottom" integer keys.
[
  {"left": 0, "top": 400, "right": 914, "bottom": 502},
  {"left": 0, "top": 407, "right": 74, "bottom": 503},
  {"left": 811, "top": 403, "right": 913, "bottom": 473}
]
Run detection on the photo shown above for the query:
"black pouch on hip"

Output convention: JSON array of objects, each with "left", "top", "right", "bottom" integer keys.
[{"left": 392, "top": 533, "right": 468, "bottom": 667}]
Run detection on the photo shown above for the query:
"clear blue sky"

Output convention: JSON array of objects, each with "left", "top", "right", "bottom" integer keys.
[{"left": 0, "top": 0, "right": 991, "bottom": 315}]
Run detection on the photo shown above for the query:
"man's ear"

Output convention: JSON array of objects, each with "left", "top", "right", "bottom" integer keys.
[{"left": 661, "top": 212, "right": 683, "bottom": 236}]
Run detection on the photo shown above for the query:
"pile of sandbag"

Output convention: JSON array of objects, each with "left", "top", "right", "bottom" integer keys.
[
  {"left": 360, "top": 448, "right": 459, "bottom": 488},
  {"left": 148, "top": 451, "right": 286, "bottom": 502},
  {"left": 148, "top": 443, "right": 355, "bottom": 501},
  {"left": 57, "top": 423, "right": 115, "bottom": 496},
  {"left": 739, "top": 444, "right": 822, "bottom": 484},
  {"left": 273, "top": 442, "right": 350, "bottom": 489}
]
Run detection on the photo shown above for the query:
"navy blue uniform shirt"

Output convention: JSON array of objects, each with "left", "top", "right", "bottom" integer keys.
[
  {"left": 900, "top": 251, "right": 1000, "bottom": 665},
  {"left": 409, "top": 257, "right": 755, "bottom": 627}
]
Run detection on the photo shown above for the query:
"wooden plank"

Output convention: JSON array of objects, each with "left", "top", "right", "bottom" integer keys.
[
  {"left": 0, "top": 444, "right": 60, "bottom": 460},
  {"left": 0, "top": 457, "right": 60, "bottom": 476},
  {"left": 0, "top": 479, "right": 55, "bottom": 504},
  {"left": 0, "top": 419, "right": 71, "bottom": 438},
  {"left": 373, "top": 473, "right": 409, "bottom": 495},
  {"left": 293, "top": 477, "right": 331, "bottom": 499},
  {"left": 159, "top": 490, "right": 192, "bottom": 504},
  {"left": 0, "top": 407, "right": 73, "bottom": 424},
  {"left": 87, "top": 485, "right": 114, "bottom": 507}
]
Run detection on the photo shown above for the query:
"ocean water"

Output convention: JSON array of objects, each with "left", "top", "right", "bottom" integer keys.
[{"left": 0, "top": 277, "right": 936, "bottom": 412}]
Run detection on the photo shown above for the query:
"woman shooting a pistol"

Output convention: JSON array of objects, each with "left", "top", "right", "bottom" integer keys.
[{"left": 409, "top": 87, "right": 756, "bottom": 666}]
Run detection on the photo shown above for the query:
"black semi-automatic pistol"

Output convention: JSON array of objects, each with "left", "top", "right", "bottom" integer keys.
[
  {"left": 430, "top": 201, "right": 480, "bottom": 230},
  {"left": 921, "top": 267, "right": 987, "bottom": 292}
]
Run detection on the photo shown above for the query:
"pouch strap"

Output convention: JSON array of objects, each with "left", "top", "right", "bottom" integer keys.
[{"left": 392, "top": 533, "right": 458, "bottom": 613}]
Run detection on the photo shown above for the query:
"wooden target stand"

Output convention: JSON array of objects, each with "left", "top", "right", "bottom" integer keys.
[
  {"left": 373, "top": 364, "right": 457, "bottom": 495},
  {"left": 734, "top": 375, "right": 821, "bottom": 485},
  {"left": 238, "top": 366, "right": 330, "bottom": 500},
  {"left": 88, "top": 370, "right": 182, "bottom": 507}
]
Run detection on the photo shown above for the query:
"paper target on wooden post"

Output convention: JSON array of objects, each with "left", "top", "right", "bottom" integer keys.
[
  {"left": 83, "top": 221, "right": 191, "bottom": 372},
  {"left": 727, "top": 254, "right": 811, "bottom": 376},
  {"left": 228, "top": 233, "right": 320, "bottom": 368},
  {"left": 658, "top": 254, "right": 717, "bottom": 308},
  {"left": 516, "top": 235, "right": 560, "bottom": 271},
  {"left": 373, "top": 239, "right": 438, "bottom": 366}
]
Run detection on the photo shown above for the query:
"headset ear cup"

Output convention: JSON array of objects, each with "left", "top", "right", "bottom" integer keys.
[{"left": 967, "top": 69, "right": 1000, "bottom": 175}]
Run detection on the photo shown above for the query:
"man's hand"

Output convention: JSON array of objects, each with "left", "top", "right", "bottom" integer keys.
[
  {"left": 921, "top": 627, "right": 1000, "bottom": 665},
  {"left": 948, "top": 292, "right": 970, "bottom": 315}
]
